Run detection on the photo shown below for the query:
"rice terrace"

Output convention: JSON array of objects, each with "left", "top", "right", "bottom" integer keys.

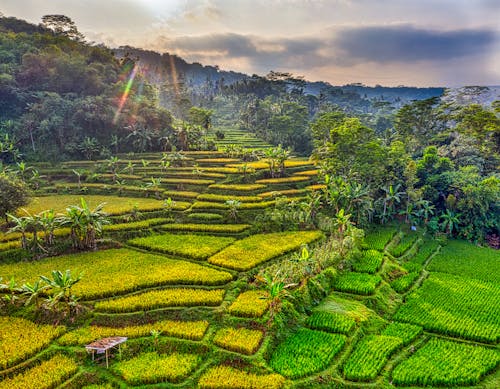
[{"left": 0, "top": 3, "right": 499, "bottom": 389}]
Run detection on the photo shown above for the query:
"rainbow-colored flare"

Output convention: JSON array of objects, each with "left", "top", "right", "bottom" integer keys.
[{"left": 113, "top": 65, "right": 138, "bottom": 124}]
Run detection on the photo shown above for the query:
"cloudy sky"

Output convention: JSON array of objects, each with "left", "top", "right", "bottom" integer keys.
[{"left": 2, "top": 0, "right": 499, "bottom": 86}]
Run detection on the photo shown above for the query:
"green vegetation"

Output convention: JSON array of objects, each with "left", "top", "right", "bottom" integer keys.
[
  {"left": 270, "top": 328, "right": 346, "bottom": 378},
  {"left": 428, "top": 240, "right": 499, "bottom": 283},
  {"left": 306, "top": 311, "right": 356, "bottom": 334},
  {"left": 392, "top": 338, "right": 500, "bottom": 386},
  {"left": 208, "top": 231, "right": 323, "bottom": 271},
  {"left": 389, "top": 232, "right": 419, "bottom": 257},
  {"left": 381, "top": 322, "right": 422, "bottom": 345},
  {"left": 394, "top": 272, "right": 500, "bottom": 343},
  {"left": 352, "top": 249, "right": 384, "bottom": 274},
  {"left": 363, "top": 227, "right": 396, "bottom": 250},
  {"left": 198, "top": 366, "right": 285, "bottom": 389},
  {"left": 128, "top": 233, "right": 236, "bottom": 260},
  {"left": 213, "top": 327, "right": 264, "bottom": 354},
  {"left": 0, "top": 316, "right": 65, "bottom": 369},
  {"left": 113, "top": 352, "right": 201, "bottom": 384},
  {"left": 228, "top": 290, "right": 269, "bottom": 318},
  {"left": 0, "top": 354, "right": 78, "bottom": 389},
  {"left": 343, "top": 335, "right": 402, "bottom": 381},
  {"left": 0, "top": 249, "right": 232, "bottom": 298},
  {"left": 187, "top": 212, "right": 224, "bottom": 221},
  {"left": 161, "top": 223, "right": 251, "bottom": 233},
  {"left": 197, "top": 193, "right": 263, "bottom": 202},
  {"left": 59, "top": 320, "right": 209, "bottom": 345},
  {"left": 334, "top": 272, "right": 382, "bottom": 295},
  {"left": 208, "top": 183, "right": 266, "bottom": 191},
  {"left": 95, "top": 288, "right": 225, "bottom": 312}
]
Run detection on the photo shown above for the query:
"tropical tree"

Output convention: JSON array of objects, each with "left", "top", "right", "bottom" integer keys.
[
  {"left": 40, "top": 269, "right": 83, "bottom": 315},
  {"left": 256, "top": 271, "right": 296, "bottom": 327},
  {"left": 61, "top": 198, "right": 109, "bottom": 250},
  {"left": 440, "top": 209, "right": 461, "bottom": 236},
  {"left": 226, "top": 199, "right": 241, "bottom": 221},
  {"left": 7, "top": 213, "right": 31, "bottom": 250},
  {"left": 0, "top": 173, "right": 30, "bottom": 222},
  {"left": 380, "top": 184, "right": 404, "bottom": 223}
]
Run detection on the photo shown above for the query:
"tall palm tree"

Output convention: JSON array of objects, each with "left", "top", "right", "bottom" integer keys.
[{"left": 381, "top": 184, "right": 404, "bottom": 223}]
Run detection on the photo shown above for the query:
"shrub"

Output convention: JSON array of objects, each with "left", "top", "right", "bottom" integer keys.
[
  {"left": 95, "top": 288, "right": 225, "bottom": 312},
  {"left": 208, "top": 231, "right": 323, "bottom": 271},
  {"left": 198, "top": 366, "right": 285, "bottom": 389},
  {"left": 270, "top": 328, "right": 346, "bottom": 379},
  {"left": 228, "top": 290, "right": 269, "bottom": 318},
  {"left": 113, "top": 352, "right": 201, "bottom": 384},
  {"left": 213, "top": 327, "right": 263, "bottom": 355},
  {"left": 128, "top": 233, "right": 236, "bottom": 260},
  {"left": 306, "top": 311, "right": 356, "bottom": 334}
]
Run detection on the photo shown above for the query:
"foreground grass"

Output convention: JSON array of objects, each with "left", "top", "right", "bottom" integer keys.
[{"left": 0, "top": 248, "right": 232, "bottom": 299}]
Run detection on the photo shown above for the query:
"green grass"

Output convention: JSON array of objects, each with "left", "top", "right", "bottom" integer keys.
[
  {"left": 198, "top": 366, "right": 285, "bottom": 389},
  {"left": 352, "top": 250, "right": 384, "bottom": 274},
  {"left": 343, "top": 335, "right": 402, "bottom": 381},
  {"left": 306, "top": 311, "right": 356, "bottom": 334},
  {"left": 95, "top": 288, "right": 225, "bottom": 312},
  {"left": 334, "top": 272, "right": 382, "bottom": 295},
  {"left": 381, "top": 322, "right": 422, "bottom": 345},
  {"left": 228, "top": 290, "right": 269, "bottom": 318},
  {"left": 392, "top": 338, "right": 500, "bottom": 386},
  {"left": 428, "top": 240, "right": 499, "bottom": 283},
  {"left": 0, "top": 354, "right": 78, "bottom": 389},
  {"left": 315, "top": 295, "right": 373, "bottom": 323},
  {"left": 58, "top": 320, "right": 209, "bottom": 345},
  {"left": 388, "top": 232, "right": 419, "bottom": 257},
  {"left": 128, "top": 233, "right": 236, "bottom": 260},
  {"left": 160, "top": 223, "right": 251, "bottom": 234},
  {"left": 113, "top": 352, "right": 201, "bottom": 384},
  {"left": 213, "top": 327, "right": 264, "bottom": 355},
  {"left": 208, "top": 231, "right": 323, "bottom": 271},
  {"left": 270, "top": 328, "right": 346, "bottom": 379},
  {"left": 187, "top": 212, "right": 224, "bottom": 221},
  {"left": 208, "top": 183, "right": 266, "bottom": 191},
  {"left": 23, "top": 195, "right": 180, "bottom": 215},
  {"left": 363, "top": 227, "right": 397, "bottom": 251},
  {"left": 0, "top": 248, "right": 232, "bottom": 299},
  {"left": 394, "top": 272, "right": 500, "bottom": 343},
  {"left": 390, "top": 272, "right": 420, "bottom": 293},
  {"left": 197, "top": 194, "right": 263, "bottom": 202}
]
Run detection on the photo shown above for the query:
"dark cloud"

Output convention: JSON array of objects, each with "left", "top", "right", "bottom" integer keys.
[{"left": 334, "top": 25, "right": 496, "bottom": 63}]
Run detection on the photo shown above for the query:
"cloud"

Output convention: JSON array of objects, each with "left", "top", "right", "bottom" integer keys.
[{"left": 333, "top": 25, "right": 497, "bottom": 63}]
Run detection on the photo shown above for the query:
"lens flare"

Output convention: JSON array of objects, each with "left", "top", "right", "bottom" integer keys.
[{"left": 113, "top": 65, "right": 138, "bottom": 124}]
